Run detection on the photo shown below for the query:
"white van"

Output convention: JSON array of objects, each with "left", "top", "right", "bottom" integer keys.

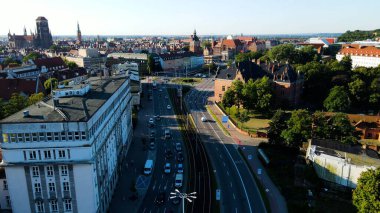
[
  {"left": 164, "top": 129, "right": 171, "bottom": 139},
  {"left": 144, "top": 160, "right": 154, "bottom": 175},
  {"left": 175, "top": 173, "right": 183, "bottom": 188}
]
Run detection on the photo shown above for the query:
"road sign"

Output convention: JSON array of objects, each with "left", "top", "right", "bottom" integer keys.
[
  {"left": 222, "top": 115, "right": 229, "bottom": 123},
  {"left": 216, "top": 189, "right": 221, "bottom": 201},
  {"left": 248, "top": 154, "right": 252, "bottom": 160},
  {"left": 258, "top": 168, "right": 262, "bottom": 175}
]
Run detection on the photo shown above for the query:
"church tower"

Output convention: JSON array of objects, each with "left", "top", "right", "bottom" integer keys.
[
  {"left": 190, "top": 29, "right": 201, "bottom": 54},
  {"left": 76, "top": 22, "right": 82, "bottom": 45},
  {"left": 35, "top": 16, "right": 53, "bottom": 48}
]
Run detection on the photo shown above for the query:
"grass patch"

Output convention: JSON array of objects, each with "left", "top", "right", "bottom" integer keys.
[
  {"left": 206, "top": 105, "right": 230, "bottom": 136},
  {"left": 171, "top": 77, "right": 202, "bottom": 85},
  {"left": 238, "top": 148, "right": 271, "bottom": 213},
  {"left": 218, "top": 104, "right": 270, "bottom": 134}
]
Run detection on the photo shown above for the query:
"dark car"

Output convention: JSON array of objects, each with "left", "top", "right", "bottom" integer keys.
[
  {"left": 155, "top": 192, "right": 166, "bottom": 205},
  {"left": 177, "top": 152, "right": 184, "bottom": 162},
  {"left": 165, "top": 149, "right": 174, "bottom": 159}
]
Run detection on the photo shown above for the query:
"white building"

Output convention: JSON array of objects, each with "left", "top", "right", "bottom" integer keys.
[
  {"left": 336, "top": 45, "right": 380, "bottom": 68},
  {"left": 0, "top": 73, "right": 133, "bottom": 213},
  {"left": 0, "top": 166, "right": 11, "bottom": 211}
]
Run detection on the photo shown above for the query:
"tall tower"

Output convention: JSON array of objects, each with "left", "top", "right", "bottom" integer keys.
[
  {"left": 76, "top": 22, "right": 82, "bottom": 45},
  {"left": 190, "top": 29, "right": 201, "bottom": 53},
  {"left": 23, "top": 26, "right": 27, "bottom": 36},
  {"left": 35, "top": 16, "right": 53, "bottom": 48}
]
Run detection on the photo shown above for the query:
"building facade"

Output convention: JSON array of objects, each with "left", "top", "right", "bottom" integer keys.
[
  {"left": 0, "top": 74, "right": 133, "bottom": 213},
  {"left": 336, "top": 44, "right": 380, "bottom": 68},
  {"left": 189, "top": 30, "right": 201, "bottom": 54}
]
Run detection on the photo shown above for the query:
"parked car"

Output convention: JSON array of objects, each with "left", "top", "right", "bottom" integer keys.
[
  {"left": 167, "top": 105, "right": 171, "bottom": 110},
  {"left": 177, "top": 163, "right": 183, "bottom": 173},
  {"left": 201, "top": 116, "right": 207, "bottom": 122},
  {"left": 149, "top": 142, "right": 155, "bottom": 150},
  {"left": 175, "top": 143, "right": 182, "bottom": 151},
  {"left": 164, "top": 163, "right": 171, "bottom": 174}
]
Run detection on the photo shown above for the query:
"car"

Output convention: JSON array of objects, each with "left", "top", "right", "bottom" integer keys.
[
  {"left": 159, "top": 88, "right": 163, "bottom": 92},
  {"left": 149, "top": 118, "right": 154, "bottom": 124},
  {"left": 164, "top": 129, "right": 171, "bottom": 139},
  {"left": 149, "top": 142, "right": 155, "bottom": 150},
  {"left": 177, "top": 163, "right": 183, "bottom": 173},
  {"left": 164, "top": 163, "right": 171, "bottom": 174},
  {"left": 165, "top": 149, "right": 173, "bottom": 159},
  {"left": 175, "top": 174, "right": 183, "bottom": 188},
  {"left": 171, "top": 197, "right": 180, "bottom": 205},
  {"left": 155, "top": 115, "right": 161, "bottom": 121},
  {"left": 202, "top": 74, "right": 207, "bottom": 78},
  {"left": 177, "top": 152, "right": 184, "bottom": 162},
  {"left": 155, "top": 192, "right": 166, "bottom": 205},
  {"left": 201, "top": 116, "right": 207, "bottom": 122},
  {"left": 167, "top": 105, "right": 171, "bottom": 110},
  {"left": 175, "top": 143, "right": 182, "bottom": 152}
]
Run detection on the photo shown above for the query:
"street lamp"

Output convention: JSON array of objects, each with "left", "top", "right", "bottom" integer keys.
[{"left": 170, "top": 189, "right": 197, "bottom": 213}]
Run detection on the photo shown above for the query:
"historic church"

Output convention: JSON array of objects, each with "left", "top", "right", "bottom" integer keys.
[{"left": 8, "top": 16, "right": 53, "bottom": 49}]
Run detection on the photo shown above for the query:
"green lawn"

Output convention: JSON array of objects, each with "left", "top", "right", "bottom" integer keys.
[
  {"left": 171, "top": 77, "right": 202, "bottom": 85},
  {"left": 220, "top": 105, "right": 270, "bottom": 133}
]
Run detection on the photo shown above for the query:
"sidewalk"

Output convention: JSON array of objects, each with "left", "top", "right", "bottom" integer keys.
[{"left": 207, "top": 103, "right": 288, "bottom": 213}]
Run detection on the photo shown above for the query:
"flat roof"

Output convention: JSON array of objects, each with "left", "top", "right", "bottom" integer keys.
[{"left": 0, "top": 75, "right": 129, "bottom": 123}]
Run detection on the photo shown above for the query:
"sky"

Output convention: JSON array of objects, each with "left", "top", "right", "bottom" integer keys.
[{"left": 1, "top": 0, "right": 379, "bottom": 36}]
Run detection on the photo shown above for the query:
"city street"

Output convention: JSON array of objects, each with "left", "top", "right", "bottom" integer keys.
[{"left": 185, "top": 79, "right": 267, "bottom": 213}]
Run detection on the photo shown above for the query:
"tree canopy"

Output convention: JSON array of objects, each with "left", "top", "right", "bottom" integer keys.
[
  {"left": 22, "top": 52, "right": 42, "bottom": 63},
  {"left": 44, "top": 78, "right": 58, "bottom": 94},
  {"left": 2, "top": 93, "right": 27, "bottom": 118},
  {"left": 281, "top": 109, "right": 312, "bottom": 147},
  {"left": 268, "top": 110, "right": 289, "bottom": 146},
  {"left": 338, "top": 29, "right": 380, "bottom": 42},
  {"left": 323, "top": 86, "right": 351, "bottom": 112},
  {"left": 353, "top": 167, "right": 380, "bottom": 213},
  {"left": 235, "top": 51, "right": 263, "bottom": 63}
]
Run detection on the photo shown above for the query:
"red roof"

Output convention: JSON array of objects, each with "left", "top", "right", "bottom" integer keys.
[
  {"left": 0, "top": 79, "right": 45, "bottom": 100},
  {"left": 339, "top": 45, "right": 380, "bottom": 57},
  {"left": 325, "top": 38, "right": 336, "bottom": 44}
]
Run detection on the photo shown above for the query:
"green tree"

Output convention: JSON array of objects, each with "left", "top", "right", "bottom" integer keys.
[
  {"left": 147, "top": 54, "right": 155, "bottom": 75},
  {"left": 44, "top": 78, "right": 58, "bottom": 94},
  {"left": 298, "top": 45, "right": 319, "bottom": 64},
  {"left": 241, "top": 79, "right": 257, "bottom": 112},
  {"left": 0, "top": 98, "right": 5, "bottom": 119},
  {"left": 2, "top": 57, "right": 21, "bottom": 67},
  {"left": 324, "top": 86, "right": 351, "bottom": 112},
  {"left": 182, "top": 46, "right": 189, "bottom": 52},
  {"left": 340, "top": 55, "right": 352, "bottom": 71},
  {"left": 329, "top": 113, "right": 357, "bottom": 144},
  {"left": 28, "top": 93, "right": 44, "bottom": 105},
  {"left": 231, "top": 80, "right": 244, "bottom": 113},
  {"left": 222, "top": 89, "right": 235, "bottom": 114},
  {"left": 67, "top": 61, "right": 78, "bottom": 70},
  {"left": 281, "top": 109, "right": 312, "bottom": 147},
  {"left": 312, "top": 111, "right": 329, "bottom": 139},
  {"left": 349, "top": 79, "right": 367, "bottom": 105},
  {"left": 268, "top": 44, "right": 297, "bottom": 63},
  {"left": 23, "top": 52, "right": 42, "bottom": 63},
  {"left": 268, "top": 110, "right": 288, "bottom": 146},
  {"left": 201, "top": 40, "right": 211, "bottom": 49},
  {"left": 3, "top": 93, "right": 27, "bottom": 117},
  {"left": 49, "top": 44, "right": 59, "bottom": 52},
  {"left": 254, "top": 76, "right": 272, "bottom": 113},
  {"left": 353, "top": 168, "right": 380, "bottom": 213}
]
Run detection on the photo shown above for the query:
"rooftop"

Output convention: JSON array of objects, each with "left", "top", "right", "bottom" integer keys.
[{"left": 0, "top": 75, "right": 129, "bottom": 123}]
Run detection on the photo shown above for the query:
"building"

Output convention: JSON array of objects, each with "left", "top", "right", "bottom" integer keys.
[
  {"left": 8, "top": 16, "right": 53, "bottom": 49},
  {"left": 336, "top": 44, "right": 380, "bottom": 68},
  {"left": 214, "top": 60, "right": 303, "bottom": 107},
  {"left": 0, "top": 73, "right": 133, "bottom": 213},
  {"left": 66, "top": 48, "right": 106, "bottom": 68},
  {"left": 0, "top": 150, "right": 11, "bottom": 211},
  {"left": 107, "top": 53, "right": 149, "bottom": 74},
  {"left": 35, "top": 17, "right": 53, "bottom": 49},
  {"left": 76, "top": 22, "right": 82, "bottom": 45},
  {"left": 189, "top": 30, "right": 201, "bottom": 54},
  {"left": 212, "top": 36, "right": 244, "bottom": 61},
  {"left": 159, "top": 52, "right": 204, "bottom": 72},
  {"left": 347, "top": 114, "right": 380, "bottom": 141}
]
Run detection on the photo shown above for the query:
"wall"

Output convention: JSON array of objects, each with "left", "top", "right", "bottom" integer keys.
[
  {"left": 4, "top": 167, "right": 31, "bottom": 213},
  {"left": 214, "top": 79, "right": 233, "bottom": 102},
  {"left": 73, "top": 164, "right": 96, "bottom": 213}
]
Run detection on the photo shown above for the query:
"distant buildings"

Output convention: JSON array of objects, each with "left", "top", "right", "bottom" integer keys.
[
  {"left": 65, "top": 48, "right": 106, "bottom": 68},
  {"left": 336, "top": 44, "right": 380, "bottom": 68},
  {"left": 8, "top": 16, "right": 53, "bottom": 49},
  {"left": 159, "top": 52, "right": 204, "bottom": 72}
]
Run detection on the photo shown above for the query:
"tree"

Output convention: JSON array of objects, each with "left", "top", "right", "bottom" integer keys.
[
  {"left": 182, "top": 46, "right": 189, "bottom": 52},
  {"left": 49, "top": 44, "right": 59, "bottom": 52},
  {"left": 2, "top": 57, "right": 21, "bottom": 67},
  {"left": 340, "top": 55, "right": 352, "bottom": 71},
  {"left": 44, "top": 78, "right": 58, "bottom": 94},
  {"left": 254, "top": 76, "right": 272, "bottom": 113},
  {"left": 222, "top": 89, "right": 235, "bottom": 114},
  {"left": 67, "top": 61, "right": 78, "bottom": 70},
  {"left": 147, "top": 54, "right": 155, "bottom": 75},
  {"left": 231, "top": 80, "right": 244, "bottom": 113},
  {"left": 349, "top": 79, "right": 367, "bottom": 105},
  {"left": 28, "top": 93, "right": 44, "bottom": 105},
  {"left": 23, "top": 52, "right": 42, "bottom": 63},
  {"left": 268, "top": 110, "right": 288, "bottom": 146},
  {"left": 201, "top": 40, "right": 211, "bottom": 49},
  {"left": 353, "top": 168, "right": 380, "bottom": 213},
  {"left": 0, "top": 98, "right": 5, "bottom": 119},
  {"left": 324, "top": 86, "right": 351, "bottom": 112},
  {"left": 241, "top": 79, "right": 257, "bottom": 112},
  {"left": 2, "top": 93, "right": 27, "bottom": 117},
  {"left": 312, "top": 111, "right": 329, "bottom": 139},
  {"left": 298, "top": 45, "right": 319, "bottom": 64},
  {"left": 281, "top": 109, "right": 312, "bottom": 147},
  {"left": 329, "top": 113, "right": 358, "bottom": 144},
  {"left": 268, "top": 44, "right": 297, "bottom": 63}
]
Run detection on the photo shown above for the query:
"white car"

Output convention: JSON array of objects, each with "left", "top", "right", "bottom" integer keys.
[
  {"left": 177, "top": 164, "right": 183, "bottom": 173},
  {"left": 167, "top": 105, "right": 171, "bottom": 110},
  {"left": 164, "top": 163, "right": 171, "bottom": 174},
  {"left": 149, "top": 118, "right": 154, "bottom": 124},
  {"left": 201, "top": 116, "right": 207, "bottom": 122}
]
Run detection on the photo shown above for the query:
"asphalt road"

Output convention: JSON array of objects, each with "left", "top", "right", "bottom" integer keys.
[
  {"left": 185, "top": 79, "right": 267, "bottom": 213},
  {"left": 137, "top": 83, "right": 185, "bottom": 213}
]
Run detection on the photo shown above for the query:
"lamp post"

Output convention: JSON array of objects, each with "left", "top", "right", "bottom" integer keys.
[{"left": 170, "top": 189, "right": 197, "bottom": 213}]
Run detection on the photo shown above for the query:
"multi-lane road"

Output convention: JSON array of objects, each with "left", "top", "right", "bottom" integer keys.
[{"left": 185, "top": 78, "right": 267, "bottom": 213}]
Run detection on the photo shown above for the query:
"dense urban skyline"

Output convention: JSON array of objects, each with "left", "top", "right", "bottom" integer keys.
[{"left": 1, "top": 0, "right": 379, "bottom": 36}]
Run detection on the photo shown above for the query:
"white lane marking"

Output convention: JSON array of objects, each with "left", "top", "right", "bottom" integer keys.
[
  {"left": 235, "top": 208, "right": 238, "bottom": 213},
  {"left": 223, "top": 162, "right": 226, "bottom": 167},
  {"left": 233, "top": 193, "right": 236, "bottom": 200},
  {"left": 152, "top": 181, "right": 156, "bottom": 191},
  {"left": 227, "top": 171, "right": 230, "bottom": 176},
  {"left": 230, "top": 182, "right": 233, "bottom": 188}
]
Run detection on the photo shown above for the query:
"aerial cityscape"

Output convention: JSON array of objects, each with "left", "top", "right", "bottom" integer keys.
[{"left": 0, "top": 1, "right": 380, "bottom": 213}]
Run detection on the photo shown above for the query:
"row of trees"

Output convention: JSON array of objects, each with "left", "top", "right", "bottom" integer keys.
[
  {"left": 268, "top": 110, "right": 358, "bottom": 148},
  {"left": 222, "top": 77, "right": 273, "bottom": 114},
  {"left": 0, "top": 93, "right": 44, "bottom": 119},
  {"left": 338, "top": 29, "right": 380, "bottom": 42},
  {"left": 260, "top": 44, "right": 320, "bottom": 65}
]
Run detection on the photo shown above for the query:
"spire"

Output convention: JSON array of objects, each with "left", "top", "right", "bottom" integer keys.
[
  {"left": 24, "top": 26, "right": 27, "bottom": 36},
  {"left": 77, "top": 21, "right": 80, "bottom": 32},
  {"left": 194, "top": 29, "right": 197, "bottom": 36}
]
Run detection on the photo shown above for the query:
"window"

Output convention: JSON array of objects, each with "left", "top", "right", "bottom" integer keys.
[
  {"left": 46, "top": 166, "right": 54, "bottom": 176},
  {"left": 64, "top": 199, "right": 72, "bottom": 211},
  {"left": 50, "top": 200, "right": 58, "bottom": 212},
  {"left": 74, "top": 132, "right": 80, "bottom": 140},
  {"left": 67, "top": 132, "right": 73, "bottom": 141},
  {"left": 219, "top": 94, "right": 222, "bottom": 98},
  {"left": 32, "top": 166, "right": 39, "bottom": 177},
  {"left": 81, "top": 132, "right": 87, "bottom": 140},
  {"left": 61, "top": 132, "right": 66, "bottom": 141},
  {"left": 25, "top": 133, "right": 31, "bottom": 142},
  {"left": 222, "top": 86, "right": 225, "bottom": 91},
  {"left": 34, "top": 183, "right": 41, "bottom": 193},
  {"left": 47, "top": 132, "right": 52, "bottom": 141},
  {"left": 17, "top": 133, "right": 24, "bottom": 142},
  {"left": 6, "top": 196, "right": 11, "bottom": 208},
  {"left": 10, "top": 133, "right": 16, "bottom": 142},
  {"left": 39, "top": 132, "right": 45, "bottom": 141},
  {"left": 58, "top": 150, "right": 66, "bottom": 159},
  {"left": 48, "top": 182, "right": 56, "bottom": 192},
  {"left": 61, "top": 165, "right": 68, "bottom": 176},
  {"left": 54, "top": 132, "right": 59, "bottom": 141},
  {"left": 63, "top": 182, "right": 70, "bottom": 191},
  {"left": 32, "top": 133, "right": 38, "bottom": 142},
  {"left": 44, "top": 150, "right": 52, "bottom": 159},
  {"left": 36, "top": 201, "right": 44, "bottom": 212},
  {"left": 3, "top": 180, "right": 8, "bottom": 190}
]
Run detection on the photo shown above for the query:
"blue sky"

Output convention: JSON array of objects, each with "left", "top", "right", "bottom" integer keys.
[{"left": 1, "top": 0, "right": 379, "bottom": 35}]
